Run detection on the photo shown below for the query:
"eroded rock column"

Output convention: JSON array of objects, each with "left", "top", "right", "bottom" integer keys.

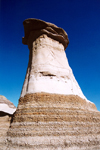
[
  {"left": 6, "top": 19, "right": 100, "bottom": 150},
  {"left": 21, "top": 19, "right": 88, "bottom": 101}
]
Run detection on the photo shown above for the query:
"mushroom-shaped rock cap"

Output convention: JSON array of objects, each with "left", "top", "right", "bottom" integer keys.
[
  {"left": 22, "top": 18, "right": 69, "bottom": 50},
  {"left": 0, "top": 95, "right": 16, "bottom": 115}
]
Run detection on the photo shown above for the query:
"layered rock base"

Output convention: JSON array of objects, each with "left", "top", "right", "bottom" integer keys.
[
  {"left": 0, "top": 95, "right": 16, "bottom": 150},
  {"left": 6, "top": 93, "right": 100, "bottom": 150},
  {"left": 0, "top": 112, "right": 12, "bottom": 149}
]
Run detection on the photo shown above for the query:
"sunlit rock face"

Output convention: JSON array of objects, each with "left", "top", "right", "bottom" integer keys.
[
  {"left": 0, "top": 95, "right": 16, "bottom": 115},
  {"left": 0, "top": 95, "right": 16, "bottom": 149},
  {"left": 6, "top": 19, "right": 100, "bottom": 150},
  {"left": 21, "top": 19, "right": 87, "bottom": 102}
]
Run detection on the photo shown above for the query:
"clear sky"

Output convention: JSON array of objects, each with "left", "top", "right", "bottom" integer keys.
[{"left": 0, "top": 0, "right": 100, "bottom": 110}]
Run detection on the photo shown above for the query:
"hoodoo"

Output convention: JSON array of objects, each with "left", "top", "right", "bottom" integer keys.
[
  {"left": 6, "top": 19, "right": 100, "bottom": 150},
  {"left": 21, "top": 19, "right": 88, "bottom": 101}
]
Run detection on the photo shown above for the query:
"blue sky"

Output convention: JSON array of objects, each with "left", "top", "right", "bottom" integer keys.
[{"left": 0, "top": 0, "right": 100, "bottom": 110}]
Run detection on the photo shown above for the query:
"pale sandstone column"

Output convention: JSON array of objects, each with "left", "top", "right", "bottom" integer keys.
[{"left": 21, "top": 18, "right": 88, "bottom": 102}]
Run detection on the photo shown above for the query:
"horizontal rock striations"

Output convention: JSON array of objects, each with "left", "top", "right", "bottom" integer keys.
[
  {"left": 0, "top": 114, "right": 12, "bottom": 149},
  {"left": 7, "top": 93, "right": 100, "bottom": 149},
  {"left": 0, "top": 95, "right": 16, "bottom": 150},
  {"left": 5, "top": 19, "right": 100, "bottom": 150}
]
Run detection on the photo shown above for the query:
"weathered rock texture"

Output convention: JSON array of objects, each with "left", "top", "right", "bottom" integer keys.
[
  {"left": 6, "top": 93, "right": 100, "bottom": 150},
  {"left": 0, "top": 95, "right": 16, "bottom": 149},
  {"left": 5, "top": 19, "right": 100, "bottom": 150},
  {"left": 22, "top": 18, "right": 69, "bottom": 50},
  {"left": 0, "top": 112, "right": 12, "bottom": 149}
]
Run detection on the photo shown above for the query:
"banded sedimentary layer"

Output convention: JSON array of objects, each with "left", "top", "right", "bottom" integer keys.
[
  {"left": 0, "top": 112, "right": 12, "bottom": 149},
  {"left": 0, "top": 95, "right": 16, "bottom": 149},
  {"left": 6, "top": 93, "right": 100, "bottom": 150}
]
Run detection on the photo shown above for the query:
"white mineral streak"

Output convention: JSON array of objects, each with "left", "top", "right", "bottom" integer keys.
[
  {"left": 0, "top": 104, "right": 16, "bottom": 114},
  {"left": 21, "top": 35, "right": 89, "bottom": 102}
]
